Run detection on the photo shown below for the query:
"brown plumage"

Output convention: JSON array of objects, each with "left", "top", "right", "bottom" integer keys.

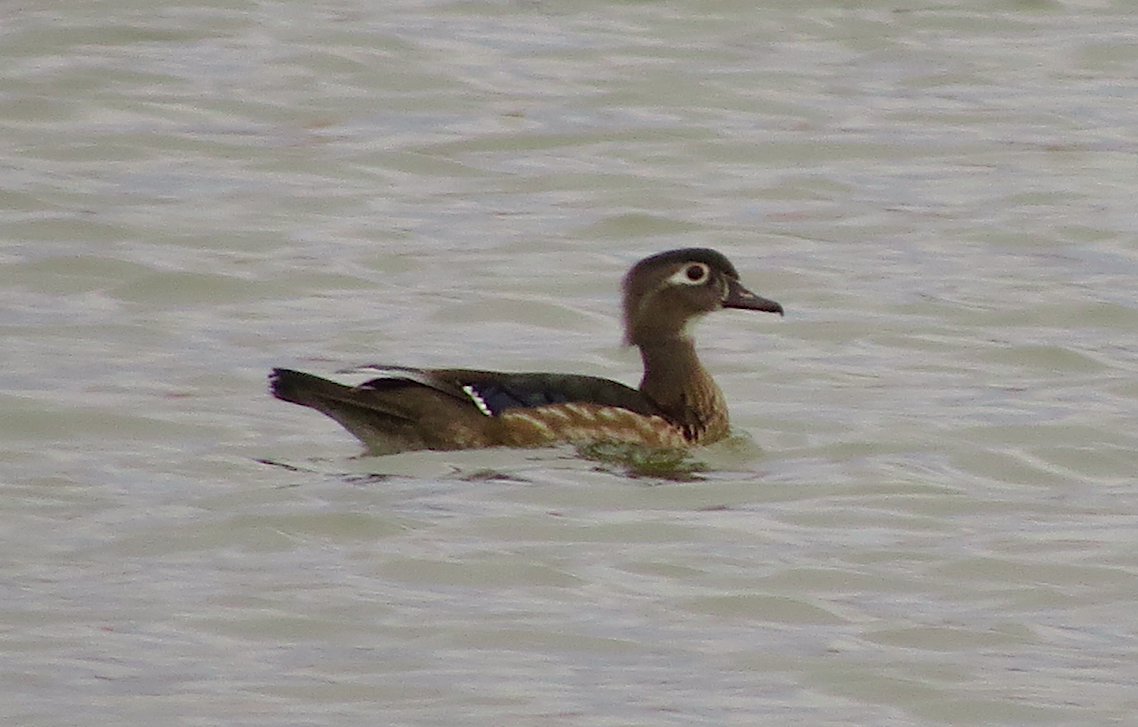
[{"left": 270, "top": 248, "right": 783, "bottom": 454}]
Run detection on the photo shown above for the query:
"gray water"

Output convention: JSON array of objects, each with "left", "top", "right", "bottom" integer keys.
[{"left": 3, "top": 1, "right": 1138, "bottom": 725}]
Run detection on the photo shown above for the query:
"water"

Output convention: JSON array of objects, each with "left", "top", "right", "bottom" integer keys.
[{"left": 3, "top": 1, "right": 1138, "bottom": 725}]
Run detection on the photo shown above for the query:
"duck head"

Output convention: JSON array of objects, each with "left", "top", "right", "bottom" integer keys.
[{"left": 622, "top": 248, "right": 783, "bottom": 347}]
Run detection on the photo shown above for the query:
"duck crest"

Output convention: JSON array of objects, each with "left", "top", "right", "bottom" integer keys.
[{"left": 270, "top": 248, "right": 782, "bottom": 454}]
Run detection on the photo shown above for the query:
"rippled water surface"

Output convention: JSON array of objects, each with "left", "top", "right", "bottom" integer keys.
[{"left": 4, "top": 1, "right": 1138, "bottom": 725}]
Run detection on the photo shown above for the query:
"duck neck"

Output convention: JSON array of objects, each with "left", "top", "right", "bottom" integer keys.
[{"left": 636, "top": 335, "right": 728, "bottom": 443}]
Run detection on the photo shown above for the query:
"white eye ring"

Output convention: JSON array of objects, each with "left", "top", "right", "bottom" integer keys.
[{"left": 668, "top": 263, "right": 709, "bottom": 286}]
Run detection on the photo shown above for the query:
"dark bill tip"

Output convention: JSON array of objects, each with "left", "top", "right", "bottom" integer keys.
[{"left": 724, "top": 280, "right": 784, "bottom": 316}]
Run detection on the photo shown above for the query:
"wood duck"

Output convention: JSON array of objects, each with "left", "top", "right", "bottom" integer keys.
[{"left": 270, "top": 248, "right": 783, "bottom": 455}]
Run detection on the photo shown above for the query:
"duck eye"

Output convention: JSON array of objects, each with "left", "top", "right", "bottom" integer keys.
[
  {"left": 684, "top": 264, "right": 707, "bottom": 283},
  {"left": 666, "top": 262, "right": 711, "bottom": 287}
]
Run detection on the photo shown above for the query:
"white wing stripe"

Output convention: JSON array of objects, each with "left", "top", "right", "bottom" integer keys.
[{"left": 462, "top": 385, "right": 494, "bottom": 416}]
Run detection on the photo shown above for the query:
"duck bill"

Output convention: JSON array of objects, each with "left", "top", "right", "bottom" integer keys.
[{"left": 724, "top": 279, "right": 783, "bottom": 316}]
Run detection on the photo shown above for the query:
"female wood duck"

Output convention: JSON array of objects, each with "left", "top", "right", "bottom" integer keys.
[{"left": 270, "top": 248, "right": 782, "bottom": 454}]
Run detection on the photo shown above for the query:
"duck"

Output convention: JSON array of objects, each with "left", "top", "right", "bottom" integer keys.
[{"left": 270, "top": 248, "right": 782, "bottom": 454}]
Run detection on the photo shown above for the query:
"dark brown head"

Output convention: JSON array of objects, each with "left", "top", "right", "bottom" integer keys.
[{"left": 622, "top": 248, "right": 782, "bottom": 346}]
